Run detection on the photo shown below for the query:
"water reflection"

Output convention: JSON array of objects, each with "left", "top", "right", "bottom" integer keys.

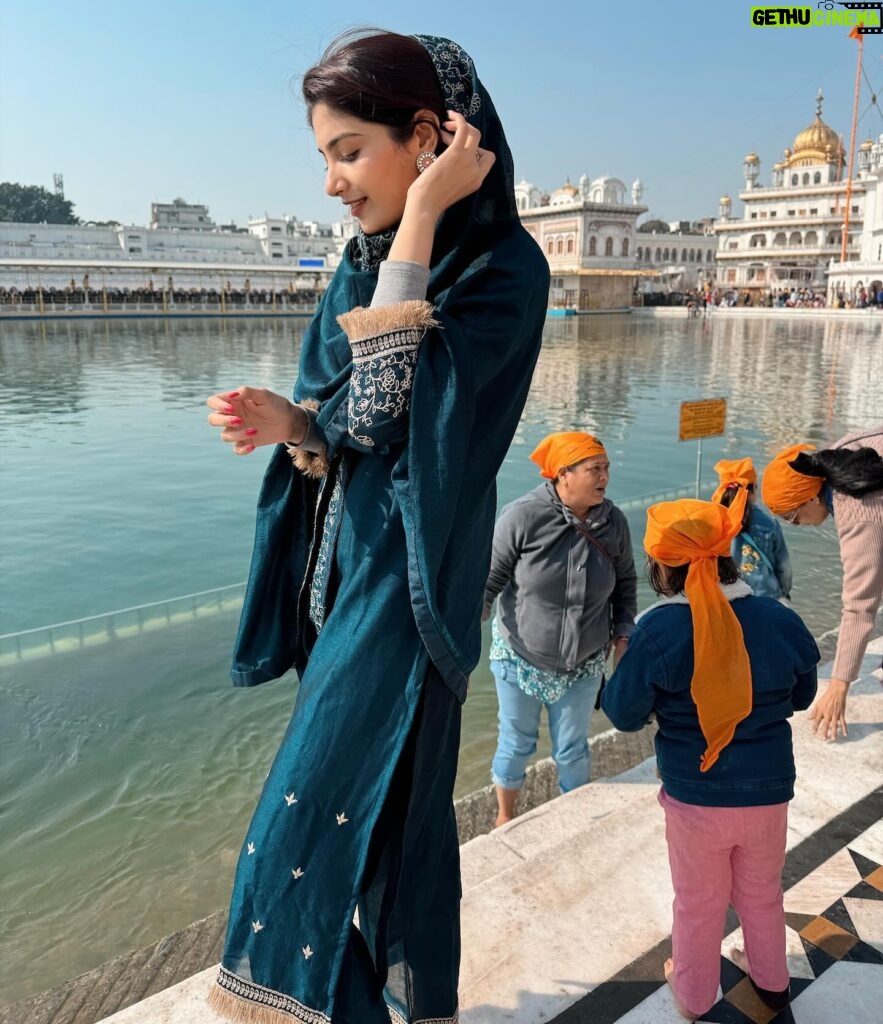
[{"left": 0, "top": 311, "right": 879, "bottom": 1004}]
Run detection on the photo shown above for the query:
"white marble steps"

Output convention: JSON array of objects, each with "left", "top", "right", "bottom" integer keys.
[{"left": 96, "top": 644, "right": 883, "bottom": 1024}]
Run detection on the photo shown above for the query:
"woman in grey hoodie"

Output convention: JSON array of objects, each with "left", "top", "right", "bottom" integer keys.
[{"left": 483, "top": 431, "right": 637, "bottom": 826}]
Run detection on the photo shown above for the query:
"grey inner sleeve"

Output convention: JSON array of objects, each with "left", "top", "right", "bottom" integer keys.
[
  {"left": 290, "top": 406, "right": 325, "bottom": 454},
  {"left": 369, "top": 259, "right": 430, "bottom": 307}
]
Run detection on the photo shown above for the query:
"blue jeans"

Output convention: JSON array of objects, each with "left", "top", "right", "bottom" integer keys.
[{"left": 490, "top": 658, "right": 603, "bottom": 794}]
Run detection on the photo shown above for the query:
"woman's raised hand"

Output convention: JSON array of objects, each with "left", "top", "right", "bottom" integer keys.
[
  {"left": 409, "top": 110, "right": 496, "bottom": 218},
  {"left": 206, "top": 386, "right": 306, "bottom": 455}
]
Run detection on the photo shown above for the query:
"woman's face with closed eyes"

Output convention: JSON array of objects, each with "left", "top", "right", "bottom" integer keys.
[{"left": 312, "top": 103, "right": 425, "bottom": 235}]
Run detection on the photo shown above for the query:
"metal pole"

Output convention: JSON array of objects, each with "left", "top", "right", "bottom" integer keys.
[
  {"left": 841, "top": 33, "right": 864, "bottom": 263},
  {"left": 695, "top": 438, "right": 703, "bottom": 498}
]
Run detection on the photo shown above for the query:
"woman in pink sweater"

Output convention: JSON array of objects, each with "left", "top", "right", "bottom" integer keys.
[{"left": 762, "top": 426, "right": 883, "bottom": 741}]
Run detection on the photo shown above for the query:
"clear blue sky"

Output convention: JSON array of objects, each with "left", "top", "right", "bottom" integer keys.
[{"left": 1, "top": 0, "right": 881, "bottom": 228}]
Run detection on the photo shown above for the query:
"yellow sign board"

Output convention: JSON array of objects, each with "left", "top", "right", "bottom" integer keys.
[{"left": 679, "top": 398, "right": 727, "bottom": 442}]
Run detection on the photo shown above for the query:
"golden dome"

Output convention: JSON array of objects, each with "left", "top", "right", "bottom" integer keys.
[
  {"left": 554, "top": 179, "right": 579, "bottom": 196},
  {"left": 792, "top": 115, "right": 840, "bottom": 155},
  {"left": 719, "top": 194, "right": 732, "bottom": 205},
  {"left": 860, "top": 138, "right": 874, "bottom": 152},
  {"left": 744, "top": 152, "right": 760, "bottom": 164}
]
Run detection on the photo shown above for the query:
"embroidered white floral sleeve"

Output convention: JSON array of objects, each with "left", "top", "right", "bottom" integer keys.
[{"left": 337, "top": 300, "right": 437, "bottom": 450}]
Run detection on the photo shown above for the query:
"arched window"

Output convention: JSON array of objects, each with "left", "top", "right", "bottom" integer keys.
[
  {"left": 774, "top": 232, "right": 787, "bottom": 246},
  {"left": 605, "top": 237, "right": 614, "bottom": 256},
  {"left": 791, "top": 174, "right": 798, "bottom": 186},
  {"left": 566, "top": 236, "right": 574, "bottom": 255},
  {"left": 681, "top": 248, "right": 688, "bottom": 261},
  {"left": 802, "top": 173, "right": 810, "bottom": 186},
  {"left": 749, "top": 234, "right": 766, "bottom": 248},
  {"left": 813, "top": 171, "right": 821, "bottom": 185},
  {"left": 689, "top": 249, "right": 695, "bottom": 261},
  {"left": 804, "top": 230, "right": 818, "bottom": 246},
  {"left": 706, "top": 250, "right": 713, "bottom": 263},
  {"left": 547, "top": 238, "right": 554, "bottom": 256},
  {"left": 636, "top": 246, "right": 643, "bottom": 260},
  {"left": 556, "top": 238, "right": 564, "bottom": 255},
  {"left": 621, "top": 238, "right": 629, "bottom": 256},
  {"left": 827, "top": 232, "right": 838, "bottom": 245},
  {"left": 663, "top": 248, "right": 670, "bottom": 261},
  {"left": 589, "top": 236, "right": 597, "bottom": 256},
  {"left": 789, "top": 231, "right": 802, "bottom": 246},
  {"left": 655, "top": 247, "right": 661, "bottom": 261}
]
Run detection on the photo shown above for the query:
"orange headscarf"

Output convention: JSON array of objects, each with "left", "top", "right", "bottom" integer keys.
[
  {"left": 711, "top": 457, "right": 757, "bottom": 504},
  {"left": 761, "top": 444, "right": 822, "bottom": 516},
  {"left": 644, "top": 492, "right": 752, "bottom": 773},
  {"left": 530, "top": 431, "right": 607, "bottom": 479}
]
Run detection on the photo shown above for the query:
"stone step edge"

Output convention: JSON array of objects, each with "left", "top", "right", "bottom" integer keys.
[{"left": 1, "top": 726, "right": 656, "bottom": 1024}]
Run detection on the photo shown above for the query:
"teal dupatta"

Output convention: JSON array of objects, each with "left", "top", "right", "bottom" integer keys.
[{"left": 211, "top": 35, "right": 550, "bottom": 1024}]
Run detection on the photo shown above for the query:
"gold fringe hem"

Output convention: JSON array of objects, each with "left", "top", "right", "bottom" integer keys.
[
  {"left": 290, "top": 448, "right": 328, "bottom": 479},
  {"left": 336, "top": 299, "right": 438, "bottom": 343},
  {"left": 207, "top": 977, "right": 329, "bottom": 1024},
  {"left": 287, "top": 397, "right": 328, "bottom": 479}
]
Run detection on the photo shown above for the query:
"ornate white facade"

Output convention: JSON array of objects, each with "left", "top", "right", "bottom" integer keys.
[
  {"left": 634, "top": 231, "right": 717, "bottom": 291},
  {"left": 826, "top": 133, "right": 883, "bottom": 300},
  {"left": 516, "top": 174, "right": 648, "bottom": 310},
  {"left": 714, "top": 93, "right": 871, "bottom": 293}
]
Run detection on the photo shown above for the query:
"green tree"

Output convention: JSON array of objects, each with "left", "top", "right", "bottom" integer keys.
[{"left": 0, "top": 182, "right": 79, "bottom": 224}]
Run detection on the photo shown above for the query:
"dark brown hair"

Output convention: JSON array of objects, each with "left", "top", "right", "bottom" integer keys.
[
  {"left": 717, "top": 482, "right": 752, "bottom": 531},
  {"left": 301, "top": 30, "right": 446, "bottom": 146},
  {"left": 647, "top": 556, "right": 741, "bottom": 596},
  {"left": 790, "top": 446, "right": 883, "bottom": 499}
]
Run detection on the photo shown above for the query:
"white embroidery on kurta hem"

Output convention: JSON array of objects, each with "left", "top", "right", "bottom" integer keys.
[
  {"left": 285, "top": 792, "right": 298, "bottom": 806},
  {"left": 213, "top": 967, "right": 331, "bottom": 1023},
  {"left": 252, "top": 920, "right": 264, "bottom": 933},
  {"left": 292, "top": 867, "right": 305, "bottom": 879},
  {"left": 302, "top": 945, "right": 314, "bottom": 960},
  {"left": 247, "top": 842, "right": 256, "bottom": 855},
  {"left": 336, "top": 812, "right": 349, "bottom": 825}
]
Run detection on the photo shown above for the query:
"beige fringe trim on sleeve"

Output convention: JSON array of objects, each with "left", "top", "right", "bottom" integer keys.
[{"left": 336, "top": 299, "right": 437, "bottom": 343}]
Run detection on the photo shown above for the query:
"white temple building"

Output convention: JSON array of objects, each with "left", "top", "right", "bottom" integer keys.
[
  {"left": 713, "top": 92, "right": 874, "bottom": 296},
  {"left": 516, "top": 174, "right": 650, "bottom": 310},
  {"left": 826, "top": 133, "right": 883, "bottom": 301}
]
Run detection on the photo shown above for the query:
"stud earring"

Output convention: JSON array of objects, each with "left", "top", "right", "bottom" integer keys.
[{"left": 416, "top": 151, "right": 437, "bottom": 173}]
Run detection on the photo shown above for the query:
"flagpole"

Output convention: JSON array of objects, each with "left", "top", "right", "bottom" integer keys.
[{"left": 840, "top": 27, "right": 864, "bottom": 263}]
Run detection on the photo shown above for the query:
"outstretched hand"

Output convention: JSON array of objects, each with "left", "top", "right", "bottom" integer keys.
[
  {"left": 206, "top": 386, "right": 305, "bottom": 455},
  {"left": 808, "top": 678, "right": 849, "bottom": 741}
]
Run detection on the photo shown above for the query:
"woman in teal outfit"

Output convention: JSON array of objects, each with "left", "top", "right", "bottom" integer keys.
[{"left": 204, "top": 30, "right": 549, "bottom": 1024}]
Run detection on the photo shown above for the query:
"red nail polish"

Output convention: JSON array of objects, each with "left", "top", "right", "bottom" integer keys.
[
  {"left": 223, "top": 406, "right": 235, "bottom": 415},
  {"left": 227, "top": 391, "right": 240, "bottom": 399},
  {"left": 230, "top": 417, "right": 243, "bottom": 426},
  {"left": 245, "top": 444, "right": 255, "bottom": 453},
  {"left": 244, "top": 428, "right": 258, "bottom": 437}
]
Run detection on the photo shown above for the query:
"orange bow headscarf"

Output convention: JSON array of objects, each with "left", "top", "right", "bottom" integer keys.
[
  {"left": 711, "top": 457, "right": 757, "bottom": 504},
  {"left": 761, "top": 444, "right": 822, "bottom": 516},
  {"left": 530, "top": 431, "right": 607, "bottom": 479},
  {"left": 644, "top": 492, "right": 752, "bottom": 773}
]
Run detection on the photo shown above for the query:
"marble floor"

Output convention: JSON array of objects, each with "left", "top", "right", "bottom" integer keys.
[{"left": 555, "top": 791, "right": 883, "bottom": 1024}]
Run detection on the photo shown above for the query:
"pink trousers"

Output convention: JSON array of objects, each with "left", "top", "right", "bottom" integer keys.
[{"left": 658, "top": 787, "right": 790, "bottom": 1017}]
